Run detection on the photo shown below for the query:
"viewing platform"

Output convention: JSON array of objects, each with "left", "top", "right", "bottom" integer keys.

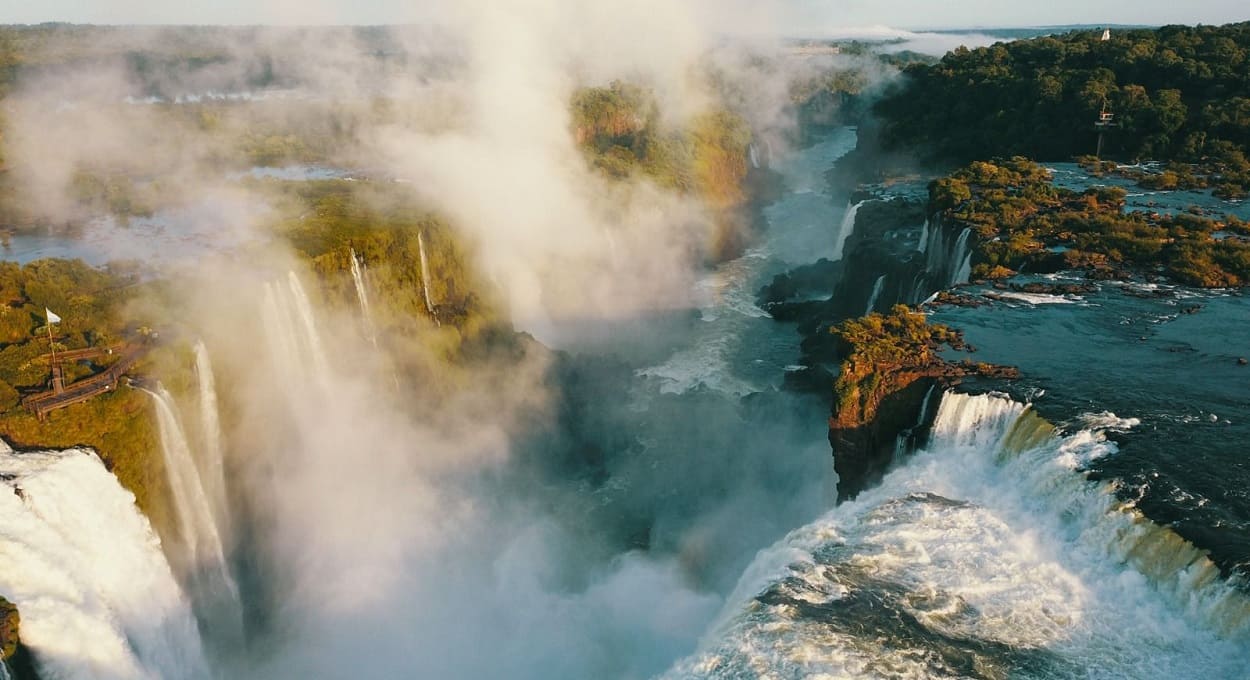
[{"left": 20, "top": 343, "right": 151, "bottom": 421}]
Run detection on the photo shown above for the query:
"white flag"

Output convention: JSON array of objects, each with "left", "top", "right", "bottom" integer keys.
[{"left": 46, "top": 308, "right": 61, "bottom": 324}]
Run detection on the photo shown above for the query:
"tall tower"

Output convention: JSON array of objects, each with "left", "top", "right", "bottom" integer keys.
[{"left": 1095, "top": 104, "right": 1116, "bottom": 158}]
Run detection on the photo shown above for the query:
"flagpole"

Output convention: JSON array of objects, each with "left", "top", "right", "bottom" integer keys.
[{"left": 47, "top": 316, "right": 58, "bottom": 393}]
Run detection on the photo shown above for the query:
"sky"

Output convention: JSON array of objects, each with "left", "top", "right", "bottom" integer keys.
[{"left": 0, "top": 0, "right": 1245, "bottom": 30}]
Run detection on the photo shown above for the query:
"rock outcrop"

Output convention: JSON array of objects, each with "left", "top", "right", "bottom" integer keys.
[
  {"left": 0, "top": 597, "right": 17, "bottom": 662},
  {"left": 826, "top": 306, "right": 1018, "bottom": 501},
  {"left": 0, "top": 596, "right": 39, "bottom": 680}
]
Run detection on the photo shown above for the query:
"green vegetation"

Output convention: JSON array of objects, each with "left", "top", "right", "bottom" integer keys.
[
  {"left": 68, "top": 170, "right": 159, "bottom": 221},
  {"left": 571, "top": 81, "right": 752, "bottom": 204},
  {"left": 829, "top": 305, "right": 968, "bottom": 428},
  {"left": 270, "top": 179, "right": 495, "bottom": 333},
  {"left": 930, "top": 157, "right": 1250, "bottom": 286},
  {"left": 0, "top": 596, "right": 16, "bottom": 662},
  {"left": 571, "top": 82, "right": 752, "bottom": 259},
  {"left": 260, "top": 177, "right": 524, "bottom": 398},
  {"left": 0, "top": 28, "right": 766, "bottom": 538},
  {"left": 875, "top": 22, "right": 1250, "bottom": 195},
  {"left": 0, "top": 259, "right": 174, "bottom": 522}
]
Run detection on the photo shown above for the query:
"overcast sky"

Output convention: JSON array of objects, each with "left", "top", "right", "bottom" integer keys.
[{"left": 0, "top": 0, "right": 1245, "bottom": 30}]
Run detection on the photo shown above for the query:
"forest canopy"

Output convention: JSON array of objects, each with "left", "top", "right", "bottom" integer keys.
[{"left": 874, "top": 22, "right": 1250, "bottom": 171}]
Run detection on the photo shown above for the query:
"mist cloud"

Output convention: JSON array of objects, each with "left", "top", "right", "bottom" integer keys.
[{"left": 0, "top": 3, "right": 850, "bottom": 677}]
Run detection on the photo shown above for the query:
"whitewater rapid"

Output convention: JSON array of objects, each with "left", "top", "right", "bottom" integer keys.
[
  {"left": 638, "top": 129, "right": 858, "bottom": 395},
  {"left": 667, "top": 391, "right": 1250, "bottom": 679},
  {"left": 0, "top": 443, "right": 209, "bottom": 679}
]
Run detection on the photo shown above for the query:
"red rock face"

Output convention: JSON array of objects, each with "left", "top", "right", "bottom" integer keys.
[{"left": 0, "top": 596, "right": 18, "bottom": 662}]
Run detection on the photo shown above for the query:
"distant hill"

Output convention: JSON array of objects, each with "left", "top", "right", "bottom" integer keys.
[{"left": 929, "top": 25, "right": 1156, "bottom": 40}]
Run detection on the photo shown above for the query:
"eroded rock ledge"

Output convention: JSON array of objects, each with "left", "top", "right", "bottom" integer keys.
[
  {"left": 0, "top": 596, "right": 39, "bottom": 680},
  {"left": 826, "top": 305, "right": 1017, "bottom": 502}
]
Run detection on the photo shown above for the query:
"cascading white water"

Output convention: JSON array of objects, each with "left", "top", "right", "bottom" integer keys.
[
  {"left": 148, "top": 385, "right": 228, "bottom": 574},
  {"left": 904, "top": 271, "right": 925, "bottom": 304},
  {"left": 916, "top": 218, "right": 929, "bottom": 255},
  {"left": 748, "top": 143, "right": 760, "bottom": 169},
  {"left": 832, "top": 201, "right": 863, "bottom": 262},
  {"left": 863, "top": 275, "right": 885, "bottom": 316},
  {"left": 148, "top": 384, "right": 243, "bottom": 654},
  {"left": 672, "top": 391, "right": 1250, "bottom": 678},
  {"left": 261, "top": 272, "right": 334, "bottom": 393},
  {"left": 949, "top": 227, "right": 972, "bottom": 286},
  {"left": 192, "top": 341, "right": 227, "bottom": 533},
  {"left": 349, "top": 247, "right": 376, "bottom": 346},
  {"left": 0, "top": 442, "right": 210, "bottom": 679},
  {"left": 923, "top": 215, "right": 947, "bottom": 273},
  {"left": 953, "top": 252, "right": 973, "bottom": 285},
  {"left": 914, "top": 383, "right": 936, "bottom": 430},
  {"left": 286, "top": 271, "right": 331, "bottom": 377},
  {"left": 261, "top": 280, "right": 301, "bottom": 385},
  {"left": 417, "top": 231, "right": 440, "bottom": 326},
  {"left": 932, "top": 393, "right": 1250, "bottom": 635},
  {"left": 927, "top": 390, "right": 1027, "bottom": 451},
  {"left": 148, "top": 384, "right": 239, "bottom": 582}
]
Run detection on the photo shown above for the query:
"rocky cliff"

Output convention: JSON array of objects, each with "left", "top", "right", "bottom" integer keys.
[
  {"left": 825, "top": 306, "right": 1017, "bottom": 501},
  {"left": 0, "top": 596, "right": 38, "bottom": 680}
]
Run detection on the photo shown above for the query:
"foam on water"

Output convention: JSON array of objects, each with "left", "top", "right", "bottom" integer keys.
[
  {"left": 636, "top": 255, "right": 765, "bottom": 396},
  {"left": 639, "top": 131, "right": 857, "bottom": 396},
  {"left": 0, "top": 443, "right": 210, "bottom": 679},
  {"left": 992, "top": 291, "right": 1081, "bottom": 305},
  {"left": 668, "top": 391, "right": 1250, "bottom": 679},
  {"left": 761, "top": 130, "right": 857, "bottom": 265}
]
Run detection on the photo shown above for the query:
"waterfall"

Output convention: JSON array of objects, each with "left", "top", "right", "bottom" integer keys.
[
  {"left": 261, "top": 281, "right": 300, "bottom": 385},
  {"left": 915, "top": 383, "right": 936, "bottom": 430},
  {"left": 917, "top": 218, "right": 929, "bottom": 255},
  {"left": 907, "top": 271, "right": 928, "bottom": 304},
  {"left": 148, "top": 385, "right": 228, "bottom": 573},
  {"left": 864, "top": 275, "right": 885, "bottom": 316},
  {"left": 417, "top": 230, "right": 439, "bottom": 326},
  {"left": 954, "top": 252, "right": 973, "bottom": 285},
  {"left": 349, "top": 248, "right": 376, "bottom": 345},
  {"left": 832, "top": 200, "right": 863, "bottom": 262},
  {"left": 928, "top": 391, "right": 1027, "bottom": 451},
  {"left": 928, "top": 392, "right": 1250, "bottom": 636},
  {"left": 192, "top": 341, "right": 227, "bottom": 532},
  {"left": 678, "top": 391, "right": 1250, "bottom": 678},
  {"left": 748, "top": 143, "right": 760, "bottom": 169},
  {"left": 0, "top": 444, "right": 211, "bottom": 679},
  {"left": 349, "top": 248, "right": 372, "bottom": 322},
  {"left": 146, "top": 385, "right": 242, "bottom": 647},
  {"left": 262, "top": 272, "right": 333, "bottom": 393},
  {"left": 949, "top": 227, "right": 972, "bottom": 286},
  {"left": 286, "top": 271, "right": 331, "bottom": 377},
  {"left": 924, "top": 215, "right": 947, "bottom": 273}
]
